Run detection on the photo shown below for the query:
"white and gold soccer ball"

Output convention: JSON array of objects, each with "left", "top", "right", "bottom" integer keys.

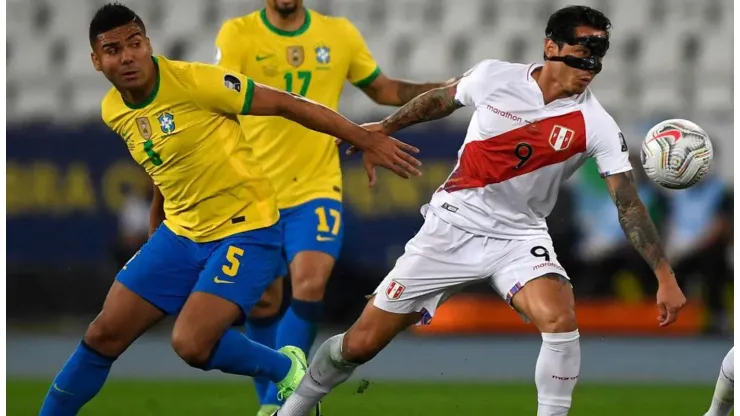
[{"left": 640, "top": 119, "right": 713, "bottom": 189}]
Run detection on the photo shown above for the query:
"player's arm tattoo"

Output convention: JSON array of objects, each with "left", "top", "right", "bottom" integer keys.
[
  {"left": 380, "top": 83, "right": 463, "bottom": 133},
  {"left": 361, "top": 76, "right": 459, "bottom": 106},
  {"left": 604, "top": 171, "right": 670, "bottom": 273}
]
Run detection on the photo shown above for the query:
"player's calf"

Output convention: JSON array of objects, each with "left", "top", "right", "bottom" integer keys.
[
  {"left": 278, "top": 300, "right": 421, "bottom": 415},
  {"left": 172, "top": 292, "right": 302, "bottom": 392},
  {"left": 247, "top": 279, "right": 284, "bottom": 405},
  {"left": 40, "top": 281, "right": 165, "bottom": 416},
  {"left": 511, "top": 274, "right": 580, "bottom": 416},
  {"left": 172, "top": 292, "right": 253, "bottom": 367},
  {"left": 704, "top": 347, "right": 734, "bottom": 416},
  {"left": 276, "top": 251, "right": 335, "bottom": 353},
  {"left": 342, "top": 303, "right": 422, "bottom": 364}
]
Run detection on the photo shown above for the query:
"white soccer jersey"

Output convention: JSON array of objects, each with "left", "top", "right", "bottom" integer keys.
[{"left": 427, "top": 59, "right": 632, "bottom": 239}]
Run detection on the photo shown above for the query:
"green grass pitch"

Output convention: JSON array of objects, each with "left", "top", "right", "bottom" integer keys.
[{"left": 8, "top": 379, "right": 726, "bottom": 415}]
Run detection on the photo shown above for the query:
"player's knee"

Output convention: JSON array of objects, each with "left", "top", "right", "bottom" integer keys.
[
  {"left": 291, "top": 272, "right": 329, "bottom": 301},
  {"left": 341, "top": 327, "right": 383, "bottom": 364},
  {"left": 83, "top": 316, "right": 127, "bottom": 357},
  {"left": 534, "top": 307, "right": 577, "bottom": 334},
  {"left": 171, "top": 330, "right": 212, "bottom": 369}
]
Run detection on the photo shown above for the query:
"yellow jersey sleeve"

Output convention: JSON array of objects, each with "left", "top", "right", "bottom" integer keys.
[
  {"left": 215, "top": 19, "right": 245, "bottom": 73},
  {"left": 341, "top": 18, "right": 381, "bottom": 87},
  {"left": 186, "top": 63, "right": 255, "bottom": 115}
]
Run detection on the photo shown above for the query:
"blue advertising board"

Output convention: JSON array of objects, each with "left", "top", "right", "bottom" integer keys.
[{"left": 7, "top": 121, "right": 464, "bottom": 269}]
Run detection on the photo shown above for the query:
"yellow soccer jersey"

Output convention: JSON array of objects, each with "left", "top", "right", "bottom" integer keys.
[
  {"left": 101, "top": 56, "right": 278, "bottom": 242},
  {"left": 215, "top": 8, "right": 381, "bottom": 209}
]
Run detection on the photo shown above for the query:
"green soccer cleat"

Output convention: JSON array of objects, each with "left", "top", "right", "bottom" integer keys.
[
  {"left": 275, "top": 346, "right": 308, "bottom": 401},
  {"left": 257, "top": 404, "right": 280, "bottom": 416},
  {"left": 268, "top": 403, "right": 323, "bottom": 416}
]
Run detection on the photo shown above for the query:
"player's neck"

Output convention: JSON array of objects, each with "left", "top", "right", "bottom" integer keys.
[
  {"left": 264, "top": 7, "right": 306, "bottom": 32},
  {"left": 120, "top": 65, "right": 158, "bottom": 106},
  {"left": 532, "top": 66, "right": 571, "bottom": 105}
]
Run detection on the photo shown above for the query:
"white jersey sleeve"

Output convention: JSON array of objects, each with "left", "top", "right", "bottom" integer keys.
[
  {"left": 586, "top": 112, "right": 632, "bottom": 177},
  {"left": 455, "top": 59, "right": 502, "bottom": 107}
]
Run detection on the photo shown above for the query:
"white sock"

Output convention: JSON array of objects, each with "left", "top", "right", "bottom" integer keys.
[
  {"left": 705, "top": 347, "right": 734, "bottom": 416},
  {"left": 535, "top": 330, "right": 581, "bottom": 416},
  {"left": 279, "top": 333, "right": 359, "bottom": 416}
]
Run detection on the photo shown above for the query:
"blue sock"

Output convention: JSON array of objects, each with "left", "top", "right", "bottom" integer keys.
[
  {"left": 203, "top": 328, "right": 291, "bottom": 383},
  {"left": 245, "top": 314, "right": 281, "bottom": 404},
  {"left": 39, "top": 341, "right": 116, "bottom": 416},
  {"left": 276, "top": 299, "right": 323, "bottom": 354},
  {"left": 264, "top": 299, "right": 324, "bottom": 405}
]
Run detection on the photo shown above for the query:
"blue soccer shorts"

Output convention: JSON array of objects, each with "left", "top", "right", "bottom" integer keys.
[
  {"left": 277, "top": 198, "right": 343, "bottom": 276},
  {"left": 116, "top": 223, "right": 283, "bottom": 317}
]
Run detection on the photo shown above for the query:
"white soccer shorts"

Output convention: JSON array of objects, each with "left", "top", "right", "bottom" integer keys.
[{"left": 373, "top": 210, "right": 569, "bottom": 324}]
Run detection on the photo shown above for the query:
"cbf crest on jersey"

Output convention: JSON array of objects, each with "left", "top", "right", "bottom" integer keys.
[
  {"left": 549, "top": 125, "right": 575, "bottom": 151},
  {"left": 158, "top": 112, "right": 175, "bottom": 135},
  {"left": 315, "top": 45, "right": 330, "bottom": 64},
  {"left": 286, "top": 45, "right": 304, "bottom": 67},
  {"left": 136, "top": 117, "right": 153, "bottom": 140}
]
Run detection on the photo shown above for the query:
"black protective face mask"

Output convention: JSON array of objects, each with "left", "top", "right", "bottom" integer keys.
[{"left": 544, "top": 35, "right": 609, "bottom": 74}]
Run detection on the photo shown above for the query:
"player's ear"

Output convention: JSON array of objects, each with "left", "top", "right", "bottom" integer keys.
[
  {"left": 91, "top": 52, "right": 102, "bottom": 72},
  {"left": 145, "top": 37, "right": 153, "bottom": 55},
  {"left": 544, "top": 39, "right": 559, "bottom": 59}
]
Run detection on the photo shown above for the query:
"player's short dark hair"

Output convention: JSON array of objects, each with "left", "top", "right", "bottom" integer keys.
[
  {"left": 545, "top": 5, "right": 611, "bottom": 41},
  {"left": 89, "top": 2, "right": 146, "bottom": 46}
]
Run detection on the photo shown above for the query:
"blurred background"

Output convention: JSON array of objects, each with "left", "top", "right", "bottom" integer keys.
[{"left": 6, "top": 0, "right": 734, "bottom": 408}]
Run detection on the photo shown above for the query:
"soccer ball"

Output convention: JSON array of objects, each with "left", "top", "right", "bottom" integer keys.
[{"left": 640, "top": 119, "right": 713, "bottom": 189}]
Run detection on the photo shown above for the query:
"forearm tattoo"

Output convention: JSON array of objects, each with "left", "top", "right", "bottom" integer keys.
[
  {"left": 382, "top": 86, "right": 463, "bottom": 132},
  {"left": 395, "top": 81, "right": 445, "bottom": 106},
  {"left": 606, "top": 171, "right": 667, "bottom": 271}
]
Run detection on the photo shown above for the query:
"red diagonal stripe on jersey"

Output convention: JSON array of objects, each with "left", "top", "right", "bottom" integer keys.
[{"left": 442, "top": 111, "right": 587, "bottom": 192}]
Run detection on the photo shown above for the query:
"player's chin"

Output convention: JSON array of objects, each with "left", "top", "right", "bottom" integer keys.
[
  {"left": 275, "top": 0, "right": 298, "bottom": 13},
  {"left": 117, "top": 75, "right": 147, "bottom": 90},
  {"left": 570, "top": 82, "right": 589, "bottom": 95}
]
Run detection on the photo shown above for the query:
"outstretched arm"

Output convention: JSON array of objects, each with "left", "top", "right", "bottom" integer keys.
[
  {"left": 605, "top": 171, "right": 668, "bottom": 273},
  {"left": 249, "top": 83, "right": 421, "bottom": 180},
  {"left": 379, "top": 82, "right": 463, "bottom": 134},
  {"left": 604, "top": 171, "right": 686, "bottom": 326},
  {"left": 360, "top": 73, "right": 460, "bottom": 107}
]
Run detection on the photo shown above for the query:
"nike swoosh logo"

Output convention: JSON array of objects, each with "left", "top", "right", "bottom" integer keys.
[
  {"left": 256, "top": 54, "right": 274, "bottom": 62},
  {"left": 213, "top": 276, "right": 235, "bottom": 284},
  {"left": 53, "top": 383, "right": 74, "bottom": 395},
  {"left": 316, "top": 235, "right": 335, "bottom": 242},
  {"left": 649, "top": 129, "right": 681, "bottom": 143}
]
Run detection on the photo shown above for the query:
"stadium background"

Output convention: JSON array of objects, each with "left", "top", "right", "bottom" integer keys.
[{"left": 7, "top": 0, "right": 734, "bottom": 414}]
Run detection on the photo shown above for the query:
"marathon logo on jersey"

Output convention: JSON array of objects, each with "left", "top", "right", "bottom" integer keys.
[
  {"left": 486, "top": 105, "right": 523, "bottom": 124},
  {"left": 223, "top": 74, "right": 242, "bottom": 92},
  {"left": 286, "top": 46, "right": 305, "bottom": 67},
  {"left": 158, "top": 112, "right": 175, "bottom": 135},
  {"left": 315, "top": 45, "right": 331, "bottom": 64},
  {"left": 533, "top": 262, "right": 565, "bottom": 272},
  {"left": 385, "top": 280, "right": 406, "bottom": 300},
  {"left": 136, "top": 117, "right": 152, "bottom": 140},
  {"left": 549, "top": 125, "right": 575, "bottom": 151}
]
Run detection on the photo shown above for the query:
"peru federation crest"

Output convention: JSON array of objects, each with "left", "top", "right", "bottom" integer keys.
[{"left": 549, "top": 125, "right": 575, "bottom": 151}]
